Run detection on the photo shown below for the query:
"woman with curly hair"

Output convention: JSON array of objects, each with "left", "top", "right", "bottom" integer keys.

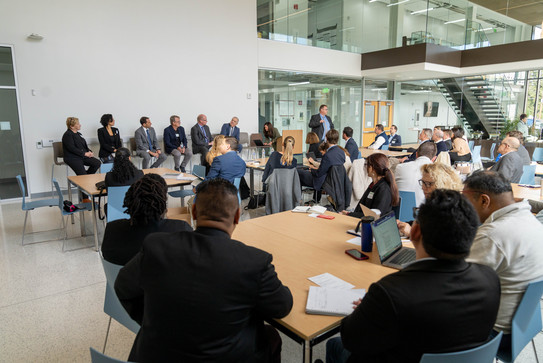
[
  {"left": 104, "top": 147, "right": 144, "bottom": 187},
  {"left": 101, "top": 174, "right": 192, "bottom": 265}
]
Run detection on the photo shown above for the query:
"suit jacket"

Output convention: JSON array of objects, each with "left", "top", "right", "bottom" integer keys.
[
  {"left": 115, "top": 227, "right": 293, "bottom": 362},
  {"left": 97, "top": 126, "right": 122, "bottom": 158},
  {"left": 191, "top": 123, "right": 212, "bottom": 149},
  {"left": 309, "top": 113, "right": 334, "bottom": 141},
  {"left": 341, "top": 259, "right": 500, "bottom": 363},
  {"left": 395, "top": 156, "right": 432, "bottom": 207},
  {"left": 311, "top": 145, "right": 345, "bottom": 191},
  {"left": 163, "top": 125, "right": 188, "bottom": 154},
  {"left": 435, "top": 140, "right": 448, "bottom": 155},
  {"left": 405, "top": 139, "right": 430, "bottom": 162},
  {"left": 205, "top": 151, "right": 247, "bottom": 184},
  {"left": 444, "top": 139, "right": 453, "bottom": 150},
  {"left": 388, "top": 133, "right": 402, "bottom": 146},
  {"left": 135, "top": 126, "right": 160, "bottom": 152},
  {"left": 492, "top": 151, "right": 523, "bottom": 183},
  {"left": 62, "top": 129, "right": 91, "bottom": 161},
  {"left": 345, "top": 138, "right": 359, "bottom": 162},
  {"left": 220, "top": 123, "right": 240, "bottom": 141}
]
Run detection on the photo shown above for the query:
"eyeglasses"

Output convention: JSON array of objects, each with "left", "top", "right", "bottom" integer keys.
[{"left": 418, "top": 179, "right": 435, "bottom": 188}]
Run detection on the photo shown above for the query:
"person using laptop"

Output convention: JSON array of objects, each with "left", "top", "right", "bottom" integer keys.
[
  {"left": 326, "top": 190, "right": 500, "bottom": 363},
  {"left": 262, "top": 136, "right": 297, "bottom": 183}
]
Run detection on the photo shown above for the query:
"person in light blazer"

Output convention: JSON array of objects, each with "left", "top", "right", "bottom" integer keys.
[{"left": 134, "top": 116, "right": 167, "bottom": 169}]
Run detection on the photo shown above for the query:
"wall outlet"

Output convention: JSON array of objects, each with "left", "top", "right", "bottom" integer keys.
[{"left": 36, "top": 141, "right": 43, "bottom": 149}]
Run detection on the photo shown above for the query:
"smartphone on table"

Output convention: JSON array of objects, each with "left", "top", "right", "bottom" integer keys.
[{"left": 345, "top": 249, "right": 369, "bottom": 261}]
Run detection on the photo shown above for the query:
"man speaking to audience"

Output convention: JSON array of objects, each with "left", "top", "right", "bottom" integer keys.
[{"left": 115, "top": 178, "right": 293, "bottom": 362}]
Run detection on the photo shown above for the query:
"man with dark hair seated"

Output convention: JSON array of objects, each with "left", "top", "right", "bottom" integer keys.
[
  {"left": 205, "top": 136, "right": 246, "bottom": 184},
  {"left": 115, "top": 178, "right": 293, "bottom": 362},
  {"left": 326, "top": 189, "right": 500, "bottom": 363},
  {"left": 463, "top": 170, "right": 543, "bottom": 350}
]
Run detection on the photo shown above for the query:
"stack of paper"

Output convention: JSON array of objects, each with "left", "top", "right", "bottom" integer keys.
[
  {"left": 306, "top": 273, "right": 365, "bottom": 316},
  {"left": 292, "top": 205, "right": 327, "bottom": 214}
]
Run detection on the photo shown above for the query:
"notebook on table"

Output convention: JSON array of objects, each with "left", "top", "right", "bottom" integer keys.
[
  {"left": 305, "top": 286, "right": 366, "bottom": 316},
  {"left": 371, "top": 212, "right": 416, "bottom": 270}
]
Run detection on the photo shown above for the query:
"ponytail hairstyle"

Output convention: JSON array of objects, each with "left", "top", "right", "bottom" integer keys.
[
  {"left": 281, "top": 136, "right": 295, "bottom": 166},
  {"left": 206, "top": 135, "right": 226, "bottom": 165},
  {"left": 111, "top": 147, "right": 139, "bottom": 183},
  {"left": 366, "top": 153, "right": 399, "bottom": 206}
]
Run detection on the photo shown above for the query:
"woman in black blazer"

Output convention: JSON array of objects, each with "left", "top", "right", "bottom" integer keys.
[
  {"left": 62, "top": 117, "right": 101, "bottom": 175},
  {"left": 97, "top": 114, "right": 122, "bottom": 163}
]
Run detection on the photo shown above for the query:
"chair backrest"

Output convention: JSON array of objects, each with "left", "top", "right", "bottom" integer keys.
[
  {"left": 239, "top": 132, "right": 249, "bottom": 146},
  {"left": 265, "top": 168, "right": 302, "bottom": 215},
  {"left": 468, "top": 140, "right": 475, "bottom": 151},
  {"left": 472, "top": 145, "right": 482, "bottom": 163},
  {"left": 497, "top": 279, "right": 543, "bottom": 362},
  {"left": 435, "top": 151, "right": 451, "bottom": 165},
  {"left": 358, "top": 150, "right": 362, "bottom": 159},
  {"left": 107, "top": 186, "right": 131, "bottom": 222},
  {"left": 90, "top": 347, "right": 130, "bottom": 363},
  {"left": 53, "top": 142, "right": 65, "bottom": 165},
  {"left": 489, "top": 143, "right": 497, "bottom": 159},
  {"left": 250, "top": 133, "right": 263, "bottom": 146},
  {"left": 392, "top": 196, "right": 401, "bottom": 219},
  {"left": 398, "top": 191, "right": 416, "bottom": 222},
  {"left": 532, "top": 147, "right": 543, "bottom": 162},
  {"left": 16, "top": 175, "right": 27, "bottom": 209},
  {"left": 128, "top": 138, "right": 137, "bottom": 155},
  {"left": 419, "top": 331, "right": 502, "bottom": 363},
  {"left": 233, "top": 177, "right": 241, "bottom": 205},
  {"left": 100, "top": 163, "right": 114, "bottom": 174},
  {"left": 100, "top": 257, "right": 140, "bottom": 335},
  {"left": 381, "top": 144, "right": 389, "bottom": 150},
  {"left": 52, "top": 178, "right": 66, "bottom": 210},
  {"left": 519, "top": 165, "right": 536, "bottom": 185}
]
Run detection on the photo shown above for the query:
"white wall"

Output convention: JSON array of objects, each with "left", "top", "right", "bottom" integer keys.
[{"left": 0, "top": 0, "right": 258, "bottom": 195}]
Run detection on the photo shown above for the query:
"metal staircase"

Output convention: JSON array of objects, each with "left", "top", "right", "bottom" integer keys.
[{"left": 437, "top": 76, "right": 507, "bottom": 138}]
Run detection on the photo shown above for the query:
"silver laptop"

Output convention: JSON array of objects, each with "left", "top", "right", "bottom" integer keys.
[{"left": 371, "top": 212, "right": 416, "bottom": 270}]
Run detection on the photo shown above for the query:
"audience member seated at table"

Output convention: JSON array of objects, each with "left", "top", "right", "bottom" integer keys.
[
  {"left": 368, "top": 124, "right": 389, "bottom": 150},
  {"left": 101, "top": 174, "right": 192, "bottom": 265},
  {"left": 342, "top": 127, "right": 359, "bottom": 162},
  {"left": 263, "top": 122, "right": 281, "bottom": 151},
  {"left": 506, "top": 131, "right": 531, "bottom": 165},
  {"left": 205, "top": 137, "right": 246, "bottom": 184},
  {"left": 62, "top": 116, "right": 101, "bottom": 176},
  {"left": 388, "top": 124, "right": 402, "bottom": 146},
  {"left": 306, "top": 132, "right": 323, "bottom": 159},
  {"left": 309, "top": 141, "right": 352, "bottom": 172},
  {"left": 489, "top": 137, "right": 523, "bottom": 183},
  {"left": 343, "top": 153, "right": 398, "bottom": 218},
  {"left": 262, "top": 136, "right": 297, "bottom": 182},
  {"left": 114, "top": 178, "right": 293, "bottom": 362},
  {"left": 401, "top": 128, "right": 432, "bottom": 163},
  {"left": 205, "top": 134, "right": 226, "bottom": 167},
  {"left": 448, "top": 127, "right": 472, "bottom": 164},
  {"left": 104, "top": 148, "right": 144, "bottom": 187},
  {"left": 432, "top": 128, "right": 448, "bottom": 156},
  {"left": 327, "top": 190, "right": 500, "bottom": 363},
  {"left": 463, "top": 171, "right": 543, "bottom": 350},
  {"left": 220, "top": 116, "right": 243, "bottom": 152},
  {"left": 397, "top": 162, "right": 463, "bottom": 237},
  {"left": 97, "top": 113, "right": 122, "bottom": 163},
  {"left": 298, "top": 129, "right": 345, "bottom": 202}
]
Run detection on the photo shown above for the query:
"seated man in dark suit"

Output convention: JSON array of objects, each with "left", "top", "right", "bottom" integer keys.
[
  {"left": 190, "top": 113, "right": 213, "bottom": 167},
  {"left": 298, "top": 129, "right": 345, "bottom": 202},
  {"left": 220, "top": 116, "right": 243, "bottom": 152},
  {"left": 432, "top": 128, "right": 449, "bottom": 155},
  {"left": 326, "top": 189, "right": 500, "bottom": 363},
  {"left": 115, "top": 178, "right": 293, "bottom": 362},
  {"left": 342, "top": 126, "right": 359, "bottom": 162},
  {"left": 401, "top": 128, "right": 432, "bottom": 163},
  {"left": 388, "top": 124, "right": 402, "bottom": 146},
  {"left": 205, "top": 137, "right": 246, "bottom": 184}
]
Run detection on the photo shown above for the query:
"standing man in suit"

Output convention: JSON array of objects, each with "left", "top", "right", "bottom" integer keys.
[
  {"left": 432, "top": 128, "right": 448, "bottom": 155},
  {"left": 205, "top": 137, "right": 246, "bottom": 184},
  {"left": 368, "top": 124, "right": 389, "bottom": 150},
  {"left": 342, "top": 127, "right": 359, "bottom": 162},
  {"left": 164, "top": 115, "right": 192, "bottom": 173},
  {"left": 388, "top": 124, "right": 402, "bottom": 146},
  {"left": 191, "top": 114, "right": 213, "bottom": 166},
  {"left": 326, "top": 190, "right": 500, "bottom": 363},
  {"left": 220, "top": 116, "right": 243, "bottom": 152},
  {"left": 309, "top": 104, "right": 334, "bottom": 142},
  {"left": 135, "top": 116, "right": 167, "bottom": 169},
  {"left": 115, "top": 178, "right": 293, "bottom": 362}
]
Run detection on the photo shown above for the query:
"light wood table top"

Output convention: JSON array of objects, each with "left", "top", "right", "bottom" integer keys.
[
  {"left": 358, "top": 148, "right": 411, "bottom": 158},
  {"left": 388, "top": 143, "right": 420, "bottom": 151},
  {"left": 232, "top": 211, "right": 395, "bottom": 341},
  {"left": 68, "top": 167, "right": 193, "bottom": 196},
  {"left": 512, "top": 183, "right": 543, "bottom": 202},
  {"left": 534, "top": 162, "right": 543, "bottom": 177}
]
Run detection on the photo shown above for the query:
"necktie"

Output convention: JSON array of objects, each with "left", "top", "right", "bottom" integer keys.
[
  {"left": 230, "top": 127, "right": 234, "bottom": 136},
  {"left": 146, "top": 129, "right": 153, "bottom": 150},
  {"left": 201, "top": 125, "right": 208, "bottom": 143}
]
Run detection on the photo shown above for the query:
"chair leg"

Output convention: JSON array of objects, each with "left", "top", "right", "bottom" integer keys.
[
  {"left": 61, "top": 214, "right": 68, "bottom": 252},
  {"left": 103, "top": 316, "right": 112, "bottom": 353},
  {"left": 21, "top": 210, "right": 29, "bottom": 245},
  {"left": 533, "top": 339, "right": 539, "bottom": 363}
]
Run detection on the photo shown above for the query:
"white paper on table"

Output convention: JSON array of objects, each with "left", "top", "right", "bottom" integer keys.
[
  {"left": 308, "top": 213, "right": 319, "bottom": 218},
  {"left": 346, "top": 236, "right": 361, "bottom": 246},
  {"left": 308, "top": 272, "right": 355, "bottom": 290}
]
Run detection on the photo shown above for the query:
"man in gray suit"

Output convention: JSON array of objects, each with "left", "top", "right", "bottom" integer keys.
[
  {"left": 491, "top": 137, "right": 523, "bottom": 183},
  {"left": 190, "top": 114, "right": 213, "bottom": 166},
  {"left": 135, "top": 116, "right": 167, "bottom": 169}
]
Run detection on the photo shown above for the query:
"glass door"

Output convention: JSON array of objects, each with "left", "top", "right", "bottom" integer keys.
[{"left": 0, "top": 46, "right": 26, "bottom": 199}]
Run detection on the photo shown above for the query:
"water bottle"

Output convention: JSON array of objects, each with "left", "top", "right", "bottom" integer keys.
[
  {"left": 361, "top": 216, "right": 375, "bottom": 252},
  {"left": 261, "top": 148, "right": 265, "bottom": 159}
]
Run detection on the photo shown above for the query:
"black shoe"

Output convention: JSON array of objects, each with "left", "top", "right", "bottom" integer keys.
[
  {"left": 174, "top": 167, "right": 180, "bottom": 172},
  {"left": 180, "top": 166, "right": 186, "bottom": 173}
]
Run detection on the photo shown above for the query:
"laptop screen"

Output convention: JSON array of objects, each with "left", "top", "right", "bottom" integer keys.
[
  {"left": 371, "top": 212, "right": 403, "bottom": 262},
  {"left": 293, "top": 153, "right": 304, "bottom": 165}
]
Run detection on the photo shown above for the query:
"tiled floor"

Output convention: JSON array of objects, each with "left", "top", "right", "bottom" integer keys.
[{"left": 0, "top": 189, "right": 542, "bottom": 362}]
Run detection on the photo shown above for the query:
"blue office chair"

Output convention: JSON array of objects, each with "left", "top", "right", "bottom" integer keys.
[
  {"left": 391, "top": 196, "right": 402, "bottom": 220},
  {"left": 52, "top": 178, "right": 93, "bottom": 252},
  {"left": 358, "top": 150, "right": 362, "bottom": 159},
  {"left": 106, "top": 186, "right": 131, "bottom": 222},
  {"left": 398, "top": 191, "right": 416, "bottom": 222},
  {"left": 532, "top": 147, "right": 543, "bottom": 162},
  {"left": 233, "top": 177, "right": 241, "bottom": 205},
  {"left": 496, "top": 279, "right": 543, "bottom": 363},
  {"left": 481, "top": 143, "right": 497, "bottom": 162},
  {"left": 381, "top": 144, "right": 389, "bottom": 150},
  {"left": 472, "top": 145, "right": 482, "bottom": 163},
  {"left": 16, "top": 175, "right": 60, "bottom": 245},
  {"left": 519, "top": 165, "right": 536, "bottom": 185},
  {"left": 419, "top": 331, "right": 502, "bottom": 363},
  {"left": 90, "top": 347, "right": 130, "bottom": 363},
  {"left": 100, "top": 256, "right": 140, "bottom": 353},
  {"left": 168, "top": 164, "right": 206, "bottom": 199},
  {"left": 100, "top": 163, "right": 114, "bottom": 173},
  {"left": 468, "top": 140, "right": 475, "bottom": 152}
]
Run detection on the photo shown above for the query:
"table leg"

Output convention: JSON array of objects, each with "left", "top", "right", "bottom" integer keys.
[
  {"left": 79, "top": 189, "right": 86, "bottom": 236},
  {"left": 68, "top": 179, "right": 75, "bottom": 224},
  {"left": 250, "top": 168, "right": 255, "bottom": 199},
  {"left": 91, "top": 195, "right": 99, "bottom": 252},
  {"left": 303, "top": 340, "right": 311, "bottom": 363}
]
